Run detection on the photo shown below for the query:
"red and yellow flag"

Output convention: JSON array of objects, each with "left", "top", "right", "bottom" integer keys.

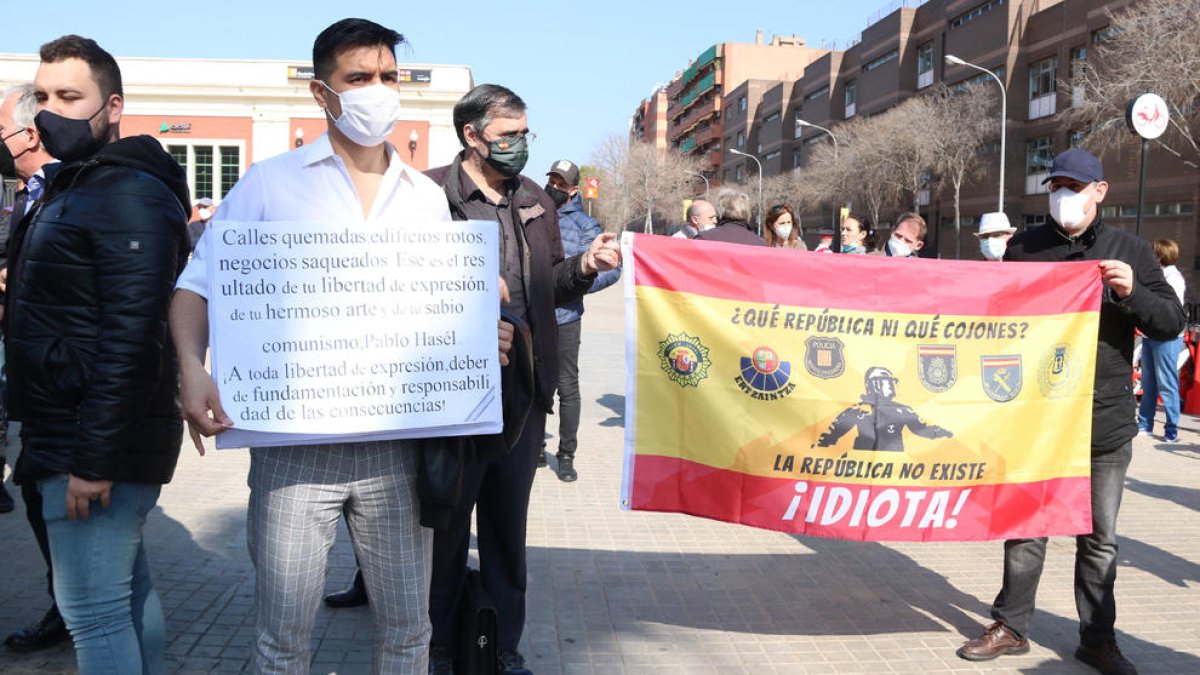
[{"left": 621, "top": 233, "right": 1102, "bottom": 542}]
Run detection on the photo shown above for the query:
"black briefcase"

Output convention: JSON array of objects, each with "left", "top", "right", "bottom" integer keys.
[{"left": 456, "top": 568, "right": 497, "bottom": 675}]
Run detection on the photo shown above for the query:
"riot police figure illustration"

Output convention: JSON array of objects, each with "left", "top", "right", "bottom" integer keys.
[{"left": 816, "top": 367, "right": 952, "bottom": 451}]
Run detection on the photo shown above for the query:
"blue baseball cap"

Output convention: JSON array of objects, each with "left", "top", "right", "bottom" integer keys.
[{"left": 1042, "top": 148, "right": 1103, "bottom": 184}]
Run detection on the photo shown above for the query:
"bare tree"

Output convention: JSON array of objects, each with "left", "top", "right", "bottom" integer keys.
[
  {"left": 926, "top": 84, "right": 997, "bottom": 258},
  {"left": 590, "top": 135, "right": 702, "bottom": 234},
  {"left": 871, "top": 99, "right": 937, "bottom": 214},
  {"left": 1068, "top": 0, "right": 1200, "bottom": 171}
]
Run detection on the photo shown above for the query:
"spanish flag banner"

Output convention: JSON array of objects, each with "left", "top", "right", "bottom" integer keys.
[{"left": 621, "top": 233, "right": 1102, "bottom": 542}]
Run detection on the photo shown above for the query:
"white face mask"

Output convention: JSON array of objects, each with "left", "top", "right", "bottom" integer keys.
[
  {"left": 322, "top": 82, "right": 401, "bottom": 148},
  {"left": 1049, "top": 186, "right": 1093, "bottom": 232},
  {"left": 773, "top": 224, "right": 792, "bottom": 240},
  {"left": 198, "top": 208, "right": 212, "bottom": 220},
  {"left": 980, "top": 237, "right": 1006, "bottom": 260},
  {"left": 887, "top": 237, "right": 913, "bottom": 258}
]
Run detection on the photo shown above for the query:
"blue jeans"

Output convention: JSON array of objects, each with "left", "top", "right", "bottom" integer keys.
[
  {"left": 39, "top": 476, "right": 165, "bottom": 675},
  {"left": 1138, "top": 336, "right": 1183, "bottom": 435},
  {"left": 991, "top": 442, "right": 1132, "bottom": 646}
]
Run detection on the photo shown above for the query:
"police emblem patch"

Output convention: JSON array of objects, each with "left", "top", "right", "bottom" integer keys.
[
  {"left": 981, "top": 355, "right": 1022, "bottom": 402},
  {"left": 734, "top": 346, "right": 796, "bottom": 400},
  {"left": 657, "top": 332, "right": 711, "bottom": 387},
  {"left": 804, "top": 336, "right": 845, "bottom": 379},
  {"left": 917, "top": 345, "right": 957, "bottom": 392},
  {"left": 1038, "top": 343, "right": 1079, "bottom": 398}
]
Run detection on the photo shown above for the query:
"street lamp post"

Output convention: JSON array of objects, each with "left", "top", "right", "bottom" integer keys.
[
  {"left": 796, "top": 119, "right": 842, "bottom": 251},
  {"left": 728, "top": 148, "right": 763, "bottom": 235},
  {"left": 945, "top": 54, "right": 1007, "bottom": 213},
  {"left": 685, "top": 170, "right": 711, "bottom": 200}
]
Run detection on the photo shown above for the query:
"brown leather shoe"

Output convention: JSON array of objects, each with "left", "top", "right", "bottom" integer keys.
[
  {"left": 1075, "top": 642, "right": 1138, "bottom": 675},
  {"left": 956, "top": 621, "right": 1030, "bottom": 661}
]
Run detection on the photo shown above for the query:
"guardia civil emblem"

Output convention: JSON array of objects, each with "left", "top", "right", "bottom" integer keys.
[
  {"left": 1038, "top": 343, "right": 1080, "bottom": 398},
  {"left": 734, "top": 346, "right": 797, "bottom": 400},
  {"left": 981, "top": 355, "right": 1022, "bottom": 402},
  {"left": 658, "top": 332, "right": 711, "bottom": 387},
  {"left": 917, "top": 345, "right": 957, "bottom": 392},
  {"left": 804, "top": 336, "right": 845, "bottom": 379}
]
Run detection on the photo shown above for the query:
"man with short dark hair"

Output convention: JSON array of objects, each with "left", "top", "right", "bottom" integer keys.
[
  {"left": 172, "top": 19, "right": 458, "bottom": 673},
  {"left": 0, "top": 82, "right": 70, "bottom": 655},
  {"left": 545, "top": 159, "right": 620, "bottom": 481},
  {"left": 958, "top": 148, "right": 1185, "bottom": 675},
  {"left": 424, "top": 84, "right": 619, "bottom": 675},
  {"left": 7, "top": 35, "right": 190, "bottom": 673}
]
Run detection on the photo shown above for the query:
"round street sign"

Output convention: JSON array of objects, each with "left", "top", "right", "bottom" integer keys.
[{"left": 1126, "top": 93, "right": 1170, "bottom": 140}]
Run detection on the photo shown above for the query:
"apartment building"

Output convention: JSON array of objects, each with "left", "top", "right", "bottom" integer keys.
[
  {"left": 631, "top": 33, "right": 828, "bottom": 186},
  {"left": 631, "top": 0, "right": 1197, "bottom": 283}
]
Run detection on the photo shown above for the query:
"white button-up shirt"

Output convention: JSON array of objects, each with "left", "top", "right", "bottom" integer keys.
[{"left": 177, "top": 133, "right": 451, "bottom": 297}]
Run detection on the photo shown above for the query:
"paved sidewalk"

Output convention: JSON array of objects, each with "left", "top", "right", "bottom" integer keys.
[{"left": 1, "top": 285, "right": 1197, "bottom": 674}]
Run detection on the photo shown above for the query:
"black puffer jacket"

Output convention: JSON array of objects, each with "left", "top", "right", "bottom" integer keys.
[
  {"left": 1005, "top": 217, "right": 1185, "bottom": 452},
  {"left": 7, "top": 136, "right": 190, "bottom": 485}
]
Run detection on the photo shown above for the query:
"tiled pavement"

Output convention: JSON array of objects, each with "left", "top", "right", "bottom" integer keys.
[{"left": 1, "top": 285, "right": 1197, "bottom": 674}]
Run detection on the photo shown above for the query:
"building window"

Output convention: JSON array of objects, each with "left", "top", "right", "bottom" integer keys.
[
  {"left": 738, "top": 96, "right": 747, "bottom": 112},
  {"left": 952, "top": 66, "right": 1005, "bottom": 93},
  {"left": 803, "top": 85, "right": 829, "bottom": 103},
  {"left": 1028, "top": 57, "right": 1057, "bottom": 119},
  {"left": 165, "top": 142, "right": 244, "bottom": 201},
  {"left": 1070, "top": 46, "right": 1088, "bottom": 106},
  {"left": 764, "top": 150, "right": 782, "bottom": 161},
  {"left": 1023, "top": 213, "right": 1049, "bottom": 229},
  {"left": 763, "top": 112, "right": 781, "bottom": 123},
  {"left": 864, "top": 49, "right": 899, "bottom": 72},
  {"left": 737, "top": 130, "right": 745, "bottom": 147},
  {"left": 844, "top": 80, "right": 857, "bottom": 118},
  {"left": 950, "top": 0, "right": 1007, "bottom": 30},
  {"left": 735, "top": 165, "right": 744, "bottom": 182},
  {"left": 793, "top": 150, "right": 803, "bottom": 168},
  {"left": 1091, "top": 26, "right": 1119, "bottom": 44},
  {"left": 1026, "top": 136, "right": 1053, "bottom": 194},
  {"left": 1069, "top": 130, "right": 1086, "bottom": 147},
  {"left": 917, "top": 42, "right": 935, "bottom": 89}
]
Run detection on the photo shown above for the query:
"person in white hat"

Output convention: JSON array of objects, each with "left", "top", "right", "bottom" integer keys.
[{"left": 974, "top": 212, "right": 1015, "bottom": 261}]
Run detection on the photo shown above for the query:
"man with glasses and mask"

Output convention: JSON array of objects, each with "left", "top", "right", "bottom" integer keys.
[
  {"left": 423, "top": 85, "right": 620, "bottom": 675},
  {"left": 171, "top": 18, "right": 460, "bottom": 673},
  {"left": 957, "top": 148, "right": 1184, "bottom": 675},
  {"left": 5, "top": 36, "right": 191, "bottom": 673},
  {"left": 0, "top": 82, "right": 71, "bottom": 656}
]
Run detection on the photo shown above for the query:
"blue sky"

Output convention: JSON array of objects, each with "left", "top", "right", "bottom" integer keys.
[{"left": 7, "top": 0, "right": 893, "bottom": 176}]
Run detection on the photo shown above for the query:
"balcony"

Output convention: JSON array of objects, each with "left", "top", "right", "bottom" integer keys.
[
  {"left": 1028, "top": 93, "right": 1056, "bottom": 120},
  {"left": 671, "top": 97, "right": 722, "bottom": 141}
]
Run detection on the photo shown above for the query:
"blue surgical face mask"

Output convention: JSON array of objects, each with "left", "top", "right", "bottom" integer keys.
[{"left": 980, "top": 237, "right": 1007, "bottom": 260}]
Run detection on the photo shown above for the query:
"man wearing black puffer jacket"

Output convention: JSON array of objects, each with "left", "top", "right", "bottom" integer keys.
[
  {"left": 5, "top": 35, "right": 188, "bottom": 674},
  {"left": 958, "top": 149, "right": 1185, "bottom": 675}
]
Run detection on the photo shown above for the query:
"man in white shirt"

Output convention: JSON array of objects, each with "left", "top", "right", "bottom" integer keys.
[{"left": 169, "top": 19, "right": 482, "bottom": 673}]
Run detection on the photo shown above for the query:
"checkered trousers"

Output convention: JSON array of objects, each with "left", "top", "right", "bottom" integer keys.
[{"left": 246, "top": 441, "right": 432, "bottom": 674}]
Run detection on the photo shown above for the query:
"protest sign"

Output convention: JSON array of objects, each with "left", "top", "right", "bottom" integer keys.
[
  {"left": 208, "top": 220, "right": 501, "bottom": 448},
  {"left": 622, "top": 233, "right": 1102, "bottom": 541}
]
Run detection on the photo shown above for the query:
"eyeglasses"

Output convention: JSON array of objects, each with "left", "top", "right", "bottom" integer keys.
[{"left": 483, "top": 130, "right": 536, "bottom": 149}]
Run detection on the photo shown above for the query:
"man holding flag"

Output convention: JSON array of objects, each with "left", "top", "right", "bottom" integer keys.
[{"left": 957, "top": 148, "right": 1184, "bottom": 675}]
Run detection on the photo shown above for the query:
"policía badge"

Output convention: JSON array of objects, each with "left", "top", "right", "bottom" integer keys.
[{"left": 917, "top": 344, "right": 957, "bottom": 392}]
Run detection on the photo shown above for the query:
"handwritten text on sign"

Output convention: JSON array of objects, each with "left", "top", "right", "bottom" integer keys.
[{"left": 208, "top": 220, "right": 501, "bottom": 438}]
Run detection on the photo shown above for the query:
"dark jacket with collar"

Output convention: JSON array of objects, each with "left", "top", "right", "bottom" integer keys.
[
  {"left": 694, "top": 219, "right": 766, "bottom": 247},
  {"left": 556, "top": 193, "right": 620, "bottom": 326},
  {"left": 426, "top": 154, "right": 595, "bottom": 411},
  {"left": 1004, "top": 216, "right": 1185, "bottom": 452},
  {"left": 7, "top": 136, "right": 190, "bottom": 485}
]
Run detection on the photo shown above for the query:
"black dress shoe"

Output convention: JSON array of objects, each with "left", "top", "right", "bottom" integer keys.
[
  {"left": 4, "top": 605, "right": 70, "bottom": 653},
  {"left": 555, "top": 455, "right": 577, "bottom": 483},
  {"left": 0, "top": 482, "right": 13, "bottom": 514},
  {"left": 323, "top": 569, "right": 368, "bottom": 608},
  {"left": 1076, "top": 642, "right": 1138, "bottom": 675}
]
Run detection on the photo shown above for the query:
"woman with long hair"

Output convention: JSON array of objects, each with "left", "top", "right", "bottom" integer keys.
[
  {"left": 764, "top": 204, "right": 804, "bottom": 249},
  {"left": 839, "top": 214, "right": 874, "bottom": 254}
]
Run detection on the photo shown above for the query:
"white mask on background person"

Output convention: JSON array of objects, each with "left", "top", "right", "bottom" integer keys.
[
  {"left": 773, "top": 224, "right": 792, "bottom": 240},
  {"left": 198, "top": 208, "right": 212, "bottom": 220},
  {"left": 980, "top": 237, "right": 1006, "bottom": 260},
  {"left": 322, "top": 82, "right": 401, "bottom": 147},
  {"left": 887, "top": 237, "right": 913, "bottom": 258},
  {"left": 1049, "top": 187, "right": 1092, "bottom": 232}
]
